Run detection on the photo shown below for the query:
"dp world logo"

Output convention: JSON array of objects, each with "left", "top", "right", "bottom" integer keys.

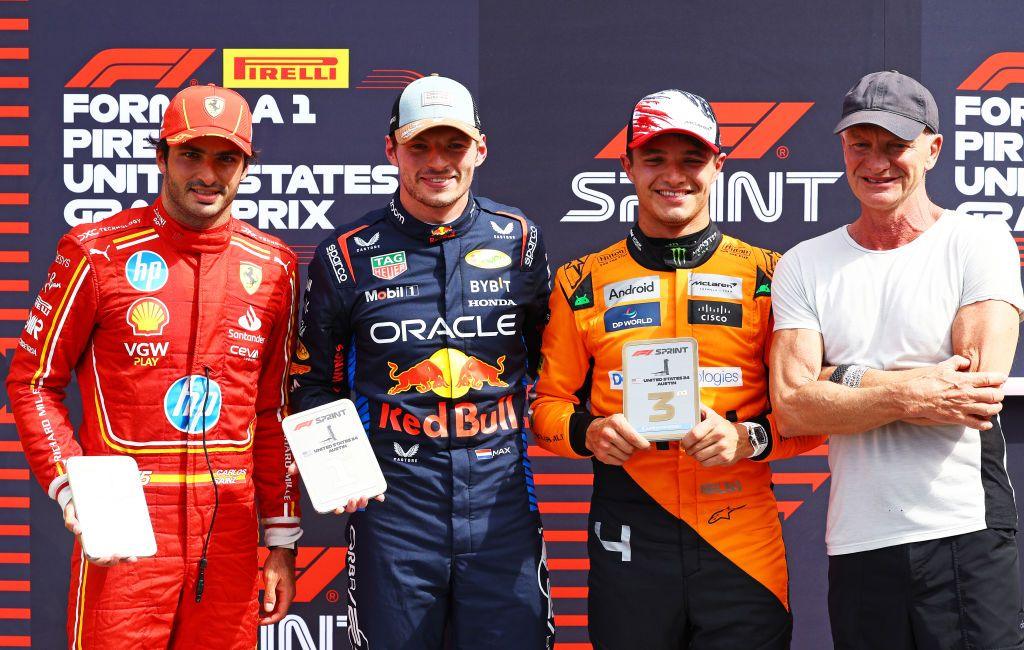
[
  {"left": 164, "top": 375, "right": 222, "bottom": 434},
  {"left": 125, "top": 251, "right": 169, "bottom": 292}
]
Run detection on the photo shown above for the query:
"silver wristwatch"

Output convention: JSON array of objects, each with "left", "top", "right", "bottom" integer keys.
[{"left": 741, "top": 422, "right": 769, "bottom": 459}]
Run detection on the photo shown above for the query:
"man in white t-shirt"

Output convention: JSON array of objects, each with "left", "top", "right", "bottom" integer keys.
[{"left": 770, "top": 70, "right": 1024, "bottom": 649}]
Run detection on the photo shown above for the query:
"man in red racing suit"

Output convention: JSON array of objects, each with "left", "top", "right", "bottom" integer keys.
[
  {"left": 532, "top": 89, "right": 824, "bottom": 649},
  {"left": 5, "top": 85, "right": 301, "bottom": 648}
]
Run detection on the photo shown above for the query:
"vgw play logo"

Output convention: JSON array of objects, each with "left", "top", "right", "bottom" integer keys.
[{"left": 563, "top": 101, "right": 842, "bottom": 225}]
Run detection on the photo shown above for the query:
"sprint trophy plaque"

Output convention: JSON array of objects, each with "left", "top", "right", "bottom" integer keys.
[{"left": 622, "top": 337, "right": 701, "bottom": 441}]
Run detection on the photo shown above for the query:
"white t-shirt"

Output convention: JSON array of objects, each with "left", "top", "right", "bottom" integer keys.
[{"left": 772, "top": 211, "right": 1024, "bottom": 555}]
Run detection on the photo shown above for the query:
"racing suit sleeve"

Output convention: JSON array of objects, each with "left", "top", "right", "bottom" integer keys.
[
  {"left": 5, "top": 235, "right": 96, "bottom": 511},
  {"left": 532, "top": 263, "right": 594, "bottom": 460},
  {"left": 522, "top": 225, "right": 551, "bottom": 381},
  {"left": 750, "top": 248, "right": 826, "bottom": 461},
  {"left": 290, "top": 241, "right": 351, "bottom": 413},
  {"left": 254, "top": 253, "right": 303, "bottom": 547}
]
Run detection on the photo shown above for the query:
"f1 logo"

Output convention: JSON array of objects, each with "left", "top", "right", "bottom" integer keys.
[
  {"left": 66, "top": 48, "right": 215, "bottom": 88},
  {"left": 595, "top": 102, "right": 813, "bottom": 160},
  {"left": 959, "top": 52, "right": 1024, "bottom": 92}
]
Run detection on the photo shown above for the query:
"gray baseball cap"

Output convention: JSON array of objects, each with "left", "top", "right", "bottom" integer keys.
[
  {"left": 833, "top": 70, "right": 939, "bottom": 140},
  {"left": 389, "top": 74, "right": 482, "bottom": 144}
]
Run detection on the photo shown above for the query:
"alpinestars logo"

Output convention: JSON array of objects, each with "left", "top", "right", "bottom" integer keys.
[{"left": 564, "top": 101, "right": 842, "bottom": 224}]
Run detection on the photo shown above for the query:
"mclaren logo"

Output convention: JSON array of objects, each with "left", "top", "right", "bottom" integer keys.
[{"left": 223, "top": 49, "right": 349, "bottom": 88}]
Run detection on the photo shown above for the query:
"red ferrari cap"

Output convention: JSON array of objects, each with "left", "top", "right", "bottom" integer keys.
[{"left": 160, "top": 84, "right": 253, "bottom": 155}]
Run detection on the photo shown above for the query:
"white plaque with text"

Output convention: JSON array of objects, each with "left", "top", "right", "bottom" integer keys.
[
  {"left": 622, "top": 338, "right": 700, "bottom": 441},
  {"left": 284, "top": 399, "right": 387, "bottom": 513}
]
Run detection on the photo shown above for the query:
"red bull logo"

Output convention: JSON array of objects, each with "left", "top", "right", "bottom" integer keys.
[
  {"left": 457, "top": 355, "right": 507, "bottom": 390},
  {"left": 387, "top": 359, "right": 449, "bottom": 395},
  {"left": 386, "top": 349, "right": 507, "bottom": 398},
  {"left": 380, "top": 395, "right": 518, "bottom": 438},
  {"left": 429, "top": 225, "right": 456, "bottom": 244}
]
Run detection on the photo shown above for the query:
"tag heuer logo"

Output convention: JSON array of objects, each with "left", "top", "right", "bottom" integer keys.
[
  {"left": 204, "top": 96, "right": 226, "bottom": 118},
  {"left": 239, "top": 262, "right": 262, "bottom": 295},
  {"left": 371, "top": 251, "right": 408, "bottom": 280}
]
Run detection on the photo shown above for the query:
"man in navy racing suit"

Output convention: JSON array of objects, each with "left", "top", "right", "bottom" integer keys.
[{"left": 290, "top": 74, "right": 554, "bottom": 649}]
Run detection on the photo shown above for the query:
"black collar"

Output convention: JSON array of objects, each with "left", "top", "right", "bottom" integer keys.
[
  {"left": 626, "top": 221, "right": 722, "bottom": 270},
  {"left": 385, "top": 192, "right": 478, "bottom": 244}
]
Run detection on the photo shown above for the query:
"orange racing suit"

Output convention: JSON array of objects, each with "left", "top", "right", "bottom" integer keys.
[{"left": 533, "top": 222, "right": 823, "bottom": 647}]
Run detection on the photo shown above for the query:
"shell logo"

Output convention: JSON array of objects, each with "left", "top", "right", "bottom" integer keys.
[{"left": 127, "top": 297, "right": 169, "bottom": 336}]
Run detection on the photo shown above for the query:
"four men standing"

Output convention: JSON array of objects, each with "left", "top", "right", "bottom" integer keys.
[{"left": 5, "top": 68, "right": 1022, "bottom": 649}]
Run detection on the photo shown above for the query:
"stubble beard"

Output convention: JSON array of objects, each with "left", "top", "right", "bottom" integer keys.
[
  {"left": 162, "top": 175, "right": 235, "bottom": 228},
  {"left": 403, "top": 176, "right": 466, "bottom": 210}
]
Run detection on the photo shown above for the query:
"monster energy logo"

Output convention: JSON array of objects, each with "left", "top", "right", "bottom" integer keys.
[{"left": 667, "top": 245, "right": 686, "bottom": 267}]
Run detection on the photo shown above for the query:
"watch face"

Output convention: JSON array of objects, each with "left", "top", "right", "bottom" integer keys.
[{"left": 751, "top": 425, "right": 769, "bottom": 446}]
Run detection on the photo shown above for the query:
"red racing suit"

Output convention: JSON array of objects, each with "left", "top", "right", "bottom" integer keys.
[
  {"left": 533, "top": 223, "right": 824, "bottom": 619},
  {"left": 6, "top": 199, "right": 302, "bottom": 649}
]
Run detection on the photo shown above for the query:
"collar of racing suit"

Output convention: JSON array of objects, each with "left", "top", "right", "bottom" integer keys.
[
  {"left": 150, "top": 198, "right": 232, "bottom": 254},
  {"left": 626, "top": 220, "right": 722, "bottom": 270},
  {"left": 385, "top": 192, "right": 479, "bottom": 244}
]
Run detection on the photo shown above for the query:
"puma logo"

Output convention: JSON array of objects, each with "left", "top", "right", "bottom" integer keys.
[{"left": 89, "top": 245, "right": 110, "bottom": 261}]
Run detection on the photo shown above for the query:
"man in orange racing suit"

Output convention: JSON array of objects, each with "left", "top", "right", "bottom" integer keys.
[{"left": 532, "top": 89, "right": 824, "bottom": 650}]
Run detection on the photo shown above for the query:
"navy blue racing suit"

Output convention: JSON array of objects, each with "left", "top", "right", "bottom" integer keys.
[{"left": 291, "top": 193, "right": 554, "bottom": 649}]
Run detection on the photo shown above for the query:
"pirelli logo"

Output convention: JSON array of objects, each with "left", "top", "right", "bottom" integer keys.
[{"left": 223, "top": 49, "right": 349, "bottom": 88}]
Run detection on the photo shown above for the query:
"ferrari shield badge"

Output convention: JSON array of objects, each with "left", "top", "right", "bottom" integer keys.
[
  {"left": 204, "top": 96, "right": 226, "bottom": 118},
  {"left": 239, "top": 262, "right": 262, "bottom": 295}
]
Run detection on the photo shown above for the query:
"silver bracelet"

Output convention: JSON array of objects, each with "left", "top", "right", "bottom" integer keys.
[
  {"left": 841, "top": 364, "right": 867, "bottom": 388},
  {"left": 828, "top": 364, "right": 851, "bottom": 384}
]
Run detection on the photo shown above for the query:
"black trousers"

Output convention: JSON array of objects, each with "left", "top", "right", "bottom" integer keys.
[
  {"left": 587, "top": 498, "right": 792, "bottom": 650},
  {"left": 829, "top": 527, "right": 1024, "bottom": 650}
]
